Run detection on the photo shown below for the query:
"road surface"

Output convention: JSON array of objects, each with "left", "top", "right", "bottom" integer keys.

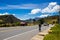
[{"left": 0, "top": 24, "right": 53, "bottom": 40}]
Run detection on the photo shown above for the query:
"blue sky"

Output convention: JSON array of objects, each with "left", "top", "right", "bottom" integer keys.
[{"left": 0, "top": 0, "right": 60, "bottom": 20}]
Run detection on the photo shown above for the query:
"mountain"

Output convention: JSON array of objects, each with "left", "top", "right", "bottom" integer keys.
[
  {"left": 0, "top": 15, "right": 21, "bottom": 24},
  {"left": 25, "top": 15, "right": 59, "bottom": 24}
]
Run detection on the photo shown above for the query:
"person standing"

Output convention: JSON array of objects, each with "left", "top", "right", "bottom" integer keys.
[{"left": 39, "top": 23, "right": 41, "bottom": 32}]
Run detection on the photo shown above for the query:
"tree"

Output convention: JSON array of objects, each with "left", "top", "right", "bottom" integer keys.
[
  {"left": 15, "top": 22, "right": 20, "bottom": 26},
  {"left": 38, "top": 18, "right": 45, "bottom": 24}
]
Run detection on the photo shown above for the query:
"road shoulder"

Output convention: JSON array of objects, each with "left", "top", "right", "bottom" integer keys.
[{"left": 31, "top": 24, "right": 54, "bottom": 40}]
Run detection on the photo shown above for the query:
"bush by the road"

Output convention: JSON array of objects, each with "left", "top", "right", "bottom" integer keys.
[{"left": 43, "top": 24, "right": 60, "bottom": 40}]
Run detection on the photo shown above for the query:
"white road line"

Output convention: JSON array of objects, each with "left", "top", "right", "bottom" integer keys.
[{"left": 4, "top": 28, "right": 39, "bottom": 40}]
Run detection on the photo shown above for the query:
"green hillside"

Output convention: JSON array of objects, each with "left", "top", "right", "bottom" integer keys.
[{"left": 0, "top": 15, "right": 21, "bottom": 27}]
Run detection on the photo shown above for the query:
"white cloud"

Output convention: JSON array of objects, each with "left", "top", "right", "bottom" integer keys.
[
  {"left": 0, "top": 4, "right": 40, "bottom": 9},
  {"left": 39, "top": 14, "right": 49, "bottom": 18},
  {"left": 0, "top": 12, "right": 9, "bottom": 15},
  {"left": 0, "top": 13, "right": 3, "bottom": 15},
  {"left": 42, "top": 2, "right": 60, "bottom": 13},
  {"left": 3, "top": 12, "right": 9, "bottom": 15},
  {"left": 12, "top": 14, "right": 15, "bottom": 15},
  {"left": 30, "top": 9, "right": 41, "bottom": 14},
  {"left": 51, "top": 5, "right": 60, "bottom": 12},
  {"left": 29, "top": 2, "right": 60, "bottom": 15},
  {"left": 0, "top": 12, "right": 15, "bottom": 15},
  {"left": 0, "top": 2, "right": 59, "bottom": 14},
  {"left": 48, "top": 2, "right": 57, "bottom": 7}
]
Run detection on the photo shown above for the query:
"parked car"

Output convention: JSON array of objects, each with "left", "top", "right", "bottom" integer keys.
[
  {"left": 20, "top": 22, "right": 27, "bottom": 26},
  {"left": 43, "top": 23, "right": 49, "bottom": 26}
]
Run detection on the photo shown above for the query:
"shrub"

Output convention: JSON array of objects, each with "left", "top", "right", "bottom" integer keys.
[{"left": 44, "top": 24, "right": 60, "bottom": 40}]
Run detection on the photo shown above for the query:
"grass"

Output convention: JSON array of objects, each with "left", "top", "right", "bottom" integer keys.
[{"left": 43, "top": 24, "right": 60, "bottom": 40}]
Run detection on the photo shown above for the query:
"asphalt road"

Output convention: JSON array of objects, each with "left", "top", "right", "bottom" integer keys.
[{"left": 0, "top": 24, "right": 53, "bottom": 40}]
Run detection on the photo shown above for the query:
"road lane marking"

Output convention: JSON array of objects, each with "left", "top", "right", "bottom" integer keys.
[{"left": 4, "top": 28, "right": 39, "bottom": 40}]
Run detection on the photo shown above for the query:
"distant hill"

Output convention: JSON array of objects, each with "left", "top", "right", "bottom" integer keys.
[
  {"left": 25, "top": 15, "right": 59, "bottom": 24},
  {"left": 0, "top": 15, "right": 21, "bottom": 24},
  {"left": 43, "top": 15, "right": 59, "bottom": 24}
]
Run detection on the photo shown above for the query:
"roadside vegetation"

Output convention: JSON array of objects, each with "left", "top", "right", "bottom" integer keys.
[
  {"left": 43, "top": 24, "right": 60, "bottom": 40},
  {"left": 0, "top": 15, "right": 58, "bottom": 27},
  {"left": 0, "top": 22, "right": 21, "bottom": 27}
]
